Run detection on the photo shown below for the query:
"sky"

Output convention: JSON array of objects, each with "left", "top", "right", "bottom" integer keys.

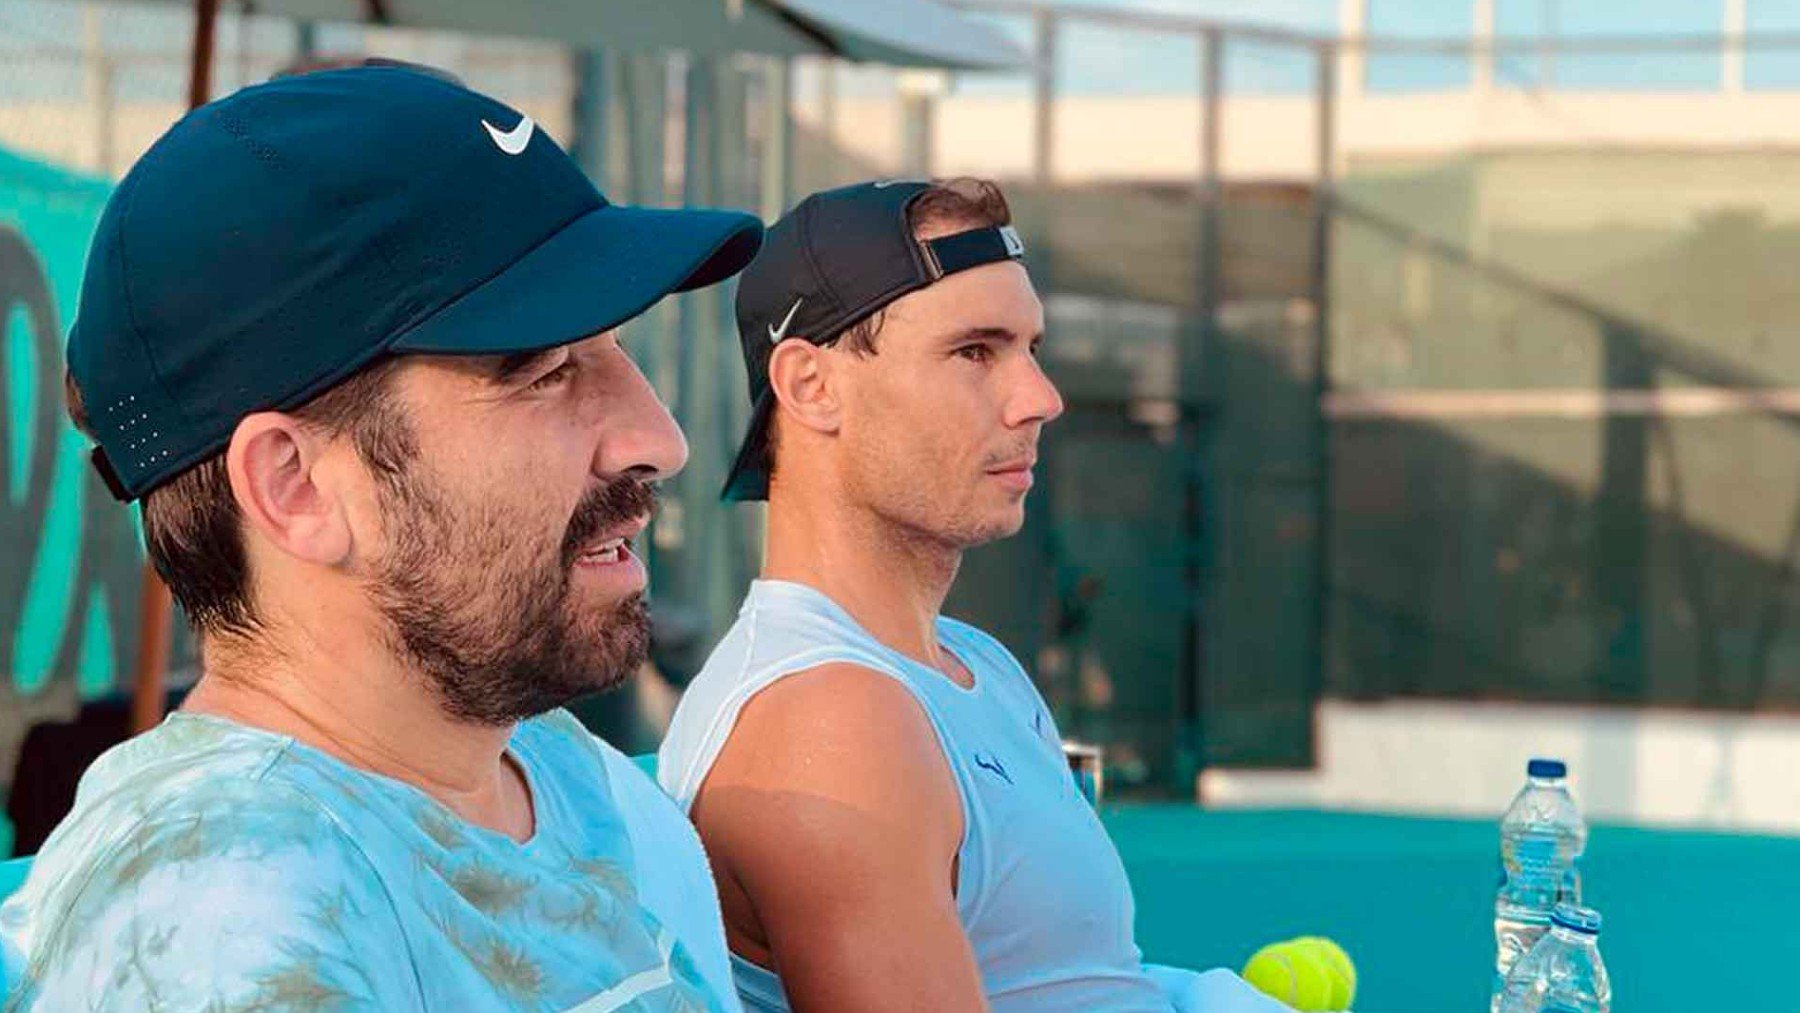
[
  {"left": 952, "top": 0, "right": 1800, "bottom": 95},
  {"left": 5, "top": 0, "right": 1800, "bottom": 97}
]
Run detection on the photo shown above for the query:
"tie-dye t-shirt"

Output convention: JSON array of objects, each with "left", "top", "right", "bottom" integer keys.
[{"left": 0, "top": 709, "right": 735, "bottom": 1012}]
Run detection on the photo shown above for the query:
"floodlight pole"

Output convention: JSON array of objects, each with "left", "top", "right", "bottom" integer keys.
[{"left": 130, "top": 0, "right": 222, "bottom": 735}]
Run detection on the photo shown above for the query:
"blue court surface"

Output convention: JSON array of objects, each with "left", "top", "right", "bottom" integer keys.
[{"left": 1106, "top": 806, "right": 1799, "bottom": 1012}]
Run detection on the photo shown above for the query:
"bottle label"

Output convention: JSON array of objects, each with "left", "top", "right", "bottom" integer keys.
[{"left": 1513, "top": 831, "right": 1560, "bottom": 889}]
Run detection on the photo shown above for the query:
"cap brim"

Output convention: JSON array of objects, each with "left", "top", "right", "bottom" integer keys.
[
  {"left": 721, "top": 388, "right": 775, "bottom": 502},
  {"left": 390, "top": 203, "right": 763, "bottom": 355}
]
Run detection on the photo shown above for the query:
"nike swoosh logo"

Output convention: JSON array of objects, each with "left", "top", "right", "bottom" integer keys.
[
  {"left": 768, "top": 298, "right": 804, "bottom": 345},
  {"left": 482, "top": 114, "right": 535, "bottom": 155}
]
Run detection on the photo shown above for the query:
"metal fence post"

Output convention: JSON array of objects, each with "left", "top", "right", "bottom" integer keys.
[
  {"left": 1032, "top": 7, "right": 1057, "bottom": 185},
  {"left": 1309, "top": 41, "right": 1338, "bottom": 759},
  {"left": 570, "top": 49, "right": 610, "bottom": 189},
  {"left": 1181, "top": 26, "right": 1224, "bottom": 799},
  {"left": 761, "top": 57, "right": 793, "bottom": 220}
]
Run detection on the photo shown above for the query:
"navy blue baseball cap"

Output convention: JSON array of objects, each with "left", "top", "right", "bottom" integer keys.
[
  {"left": 721, "top": 179, "right": 1024, "bottom": 501},
  {"left": 69, "top": 64, "right": 763, "bottom": 501}
]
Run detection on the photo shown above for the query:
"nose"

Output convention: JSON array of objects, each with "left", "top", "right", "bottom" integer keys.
[
  {"left": 1005, "top": 353, "right": 1064, "bottom": 430},
  {"left": 590, "top": 346, "right": 689, "bottom": 482}
]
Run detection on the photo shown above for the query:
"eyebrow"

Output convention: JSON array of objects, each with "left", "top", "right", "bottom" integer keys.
[
  {"left": 487, "top": 348, "right": 561, "bottom": 384},
  {"left": 946, "top": 326, "right": 1041, "bottom": 344}
]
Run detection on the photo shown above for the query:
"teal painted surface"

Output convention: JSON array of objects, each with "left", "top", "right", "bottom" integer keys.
[
  {"left": 4, "top": 302, "right": 34, "bottom": 505},
  {"left": 0, "top": 145, "right": 142, "bottom": 706},
  {"left": 74, "top": 590, "right": 114, "bottom": 699},
  {"left": 12, "top": 428, "right": 86, "bottom": 696},
  {"left": 631, "top": 752, "right": 658, "bottom": 779},
  {"left": 1106, "top": 806, "right": 1800, "bottom": 1013},
  {"left": 0, "top": 855, "right": 27, "bottom": 902}
]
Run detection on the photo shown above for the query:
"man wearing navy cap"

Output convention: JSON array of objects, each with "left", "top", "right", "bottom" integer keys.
[
  {"left": 656, "top": 179, "right": 1292, "bottom": 1012},
  {"left": 0, "top": 65, "right": 761, "bottom": 1009}
]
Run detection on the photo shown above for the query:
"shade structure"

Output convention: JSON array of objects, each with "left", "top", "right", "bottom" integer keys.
[{"left": 50, "top": 0, "right": 1026, "bottom": 71}]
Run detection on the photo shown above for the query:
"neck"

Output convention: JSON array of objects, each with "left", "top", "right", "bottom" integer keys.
[
  {"left": 180, "top": 592, "right": 530, "bottom": 840},
  {"left": 763, "top": 484, "right": 961, "bottom": 670}
]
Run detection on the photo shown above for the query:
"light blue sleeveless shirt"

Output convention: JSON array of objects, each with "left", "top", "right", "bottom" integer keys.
[{"left": 659, "top": 579, "right": 1170, "bottom": 1012}]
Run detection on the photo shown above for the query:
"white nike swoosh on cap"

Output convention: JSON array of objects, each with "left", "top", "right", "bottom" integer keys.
[
  {"left": 768, "top": 298, "right": 804, "bottom": 344},
  {"left": 482, "top": 114, "right": 535, "bottom": 155}
]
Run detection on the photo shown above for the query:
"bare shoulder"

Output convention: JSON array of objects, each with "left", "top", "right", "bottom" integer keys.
[
  {"left": 693, "top": 664, "right": 986, "bottom": 1009},
  {"left": 695, "top": 661, "right": 962, "bottom": 864}
]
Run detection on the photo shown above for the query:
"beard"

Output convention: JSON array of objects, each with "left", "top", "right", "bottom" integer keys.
[{"left": 368, "top": 466, "right": 657, "bottom": 726}]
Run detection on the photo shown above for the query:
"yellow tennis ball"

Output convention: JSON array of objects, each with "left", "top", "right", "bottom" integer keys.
[
  {"left": 1296, "top": 936, "right": 1358, "bottom": 1011},
  {"left": 1241, "top": 945, "right": 1298, "bottom": 1004},
  {"left": 1243, "top": 942, "right": 1336, "bottom": 1011}
]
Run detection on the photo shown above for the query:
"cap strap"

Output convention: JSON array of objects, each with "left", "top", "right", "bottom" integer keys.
[{"left": 920, "top": 225, "right": 1026, "bottom": 280}]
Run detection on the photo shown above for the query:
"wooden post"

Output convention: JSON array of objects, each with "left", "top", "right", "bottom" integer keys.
[{"left": 187, "top": 0, "right": 219, "bottom": 110}]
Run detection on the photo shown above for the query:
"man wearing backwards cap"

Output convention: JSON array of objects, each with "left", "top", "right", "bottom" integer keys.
[
  {"left": 657, "top": 179, "right": 1290, "bottom": 1011},
  {"left": 0, "top": 65, "right": 761, "bottom": 1009}
]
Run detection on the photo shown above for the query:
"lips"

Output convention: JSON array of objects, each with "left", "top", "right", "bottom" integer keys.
[
  {"left": 574, "top": 514, "right": 649, "bottom": 567},
  {"left": 576, "top": 537, "right": 628, "bottom": 565},
  {"left": 986, "top": 457, "right": 1036, "bottom": 475},
  {"left": 986, "top": 456, "right": 1037, "bottom": 493}
]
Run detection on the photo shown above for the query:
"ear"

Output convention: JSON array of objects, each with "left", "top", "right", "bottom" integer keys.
[
  {"left": 766, "top": 340, "right": 843, "bottom": 437},
  {"left": 224, "top": 412, "right": 353, "bottom": 567}
]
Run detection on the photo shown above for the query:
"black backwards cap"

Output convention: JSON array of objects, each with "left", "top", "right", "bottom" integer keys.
[{"left": 723, "top": 180, "right": 1025, "bottom": 501}]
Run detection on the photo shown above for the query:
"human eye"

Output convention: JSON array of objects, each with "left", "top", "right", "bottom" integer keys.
[
  {"left": 527, "top": 360, "right": 576, "bottom": 390},
  {"left": 954, "top": 343, "right": 994, "bottom": 364}
]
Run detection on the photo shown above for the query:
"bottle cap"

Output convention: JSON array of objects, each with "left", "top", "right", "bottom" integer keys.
[
  {"left": 1528, "top": 758, "right": 1567, "bottom": 779},
  {"left": 1551, "top": 902, "right": 1601, "bottom": 935}
]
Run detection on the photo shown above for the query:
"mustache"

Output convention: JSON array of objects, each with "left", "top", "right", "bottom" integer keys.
[
  {"left": 560, "top": 477, "right": 658, "bottom": 568},
  {"left": 982, "top": 439, "right": 1040, "bottom": 469}
]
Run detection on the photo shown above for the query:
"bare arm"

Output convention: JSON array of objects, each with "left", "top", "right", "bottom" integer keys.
[{"left": 690, "top": 663, "right": 988, "bottom": 1013}]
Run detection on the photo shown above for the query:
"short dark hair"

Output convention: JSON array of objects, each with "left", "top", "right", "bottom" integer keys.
[{"left": 66, "top": 359, "right": 410, "bottom": 638}]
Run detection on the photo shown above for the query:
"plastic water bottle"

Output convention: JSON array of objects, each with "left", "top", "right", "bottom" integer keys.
[
  {"left": 1496, "top": 903, "right": 1612, "bottom": 1013},
  {"left": 1491, "top": 758, "right": 1588, "bottom": 1010}
]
